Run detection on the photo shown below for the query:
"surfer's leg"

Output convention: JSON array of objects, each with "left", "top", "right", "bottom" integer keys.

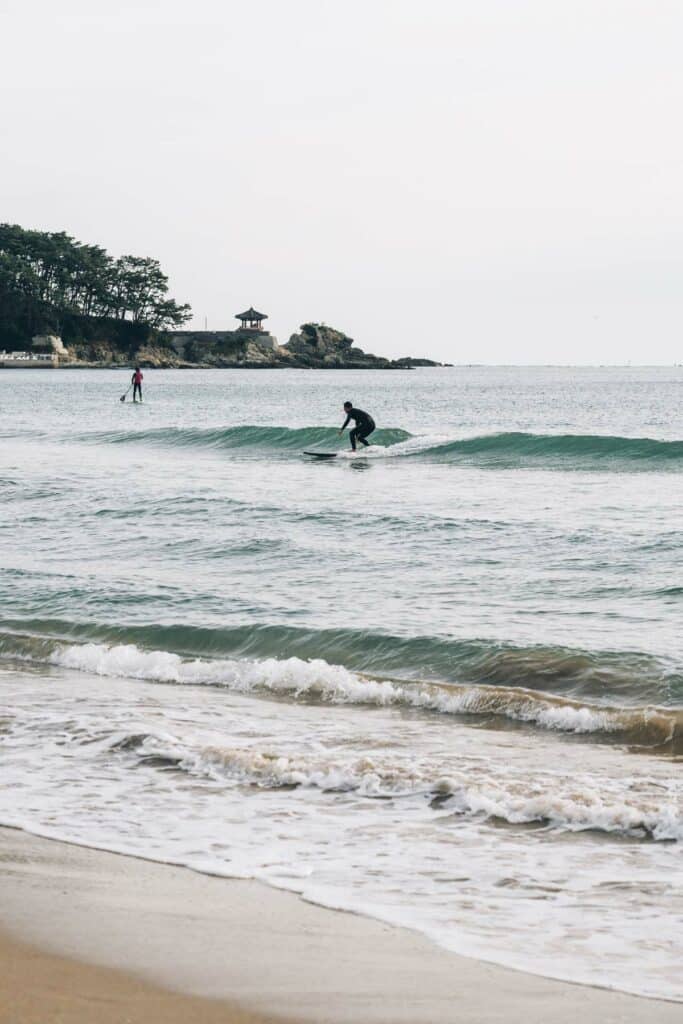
[
  {"left": 358, "top": 426, "right": 372, "bottom": 447},
  {"left": 349, "top": 428, "right": 358, "bottom": 451}
]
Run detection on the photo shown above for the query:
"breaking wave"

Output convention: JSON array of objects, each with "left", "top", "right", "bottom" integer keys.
[
  {"left": 2, "top": 630, "right": 680, "bottom": 753},
  {"left": 1, "top": 619, "right": 679, "bottom": 704},
  {"left": 75, "top": 425, "right": 683, "bottom": 469}
]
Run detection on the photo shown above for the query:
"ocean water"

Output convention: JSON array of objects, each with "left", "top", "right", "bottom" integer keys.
[{"left": 1, "top": 365, "right": 682, "bottom": 999}]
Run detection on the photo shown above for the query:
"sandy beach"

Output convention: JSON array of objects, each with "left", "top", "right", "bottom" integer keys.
[
  {"left": 0, "top": 930, "right": 275, "bottom": 1024},
  {"left": 0, "top": 826, "right": 679, "bottom": 1024}
]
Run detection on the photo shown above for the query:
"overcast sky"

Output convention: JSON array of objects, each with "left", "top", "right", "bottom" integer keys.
[{"left": 3, "top": 0, "right": 682, "bottom": 363}]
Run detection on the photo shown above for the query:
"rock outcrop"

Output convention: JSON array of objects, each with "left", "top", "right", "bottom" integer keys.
[
  {"left": 284, "top": 324, "right": 440, "bottom": 368},
  {"left": 283, "top": 324, "right": 387, "bottom": 368}
]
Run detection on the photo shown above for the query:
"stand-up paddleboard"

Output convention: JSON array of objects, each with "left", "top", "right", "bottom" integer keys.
[{"left": 303, "top": 451, "right": 338, "bottom": 459}]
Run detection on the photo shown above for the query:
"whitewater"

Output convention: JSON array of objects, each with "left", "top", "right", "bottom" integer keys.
[{"left": 1, "top": 365, "right": 682, "bottom": 999}]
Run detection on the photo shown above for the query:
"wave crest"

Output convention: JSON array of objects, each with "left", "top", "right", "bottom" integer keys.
[
  {"left": 81, "top": 424, "right": 411, "bottom": 451},
  {"left": 1, "top": 620, "right": 676, "bottom": 704}
]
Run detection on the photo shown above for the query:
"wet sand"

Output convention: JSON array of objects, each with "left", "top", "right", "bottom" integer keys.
[
  {"left": 0, "top": 930, "right": 276, "bottom": 1024},
  {"left": 0, "top": 826, "right": 680, "bottom": 1024}
]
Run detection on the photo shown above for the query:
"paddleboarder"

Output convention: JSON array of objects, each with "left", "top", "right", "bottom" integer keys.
[
  {"left": 132, "top": 366, "right": 143, "bottom": 403},
  {"left": 339, "top": 402, "right": 375, "bottom": 451}
]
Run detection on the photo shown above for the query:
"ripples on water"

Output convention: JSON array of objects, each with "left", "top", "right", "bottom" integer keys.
[{"left": 1, "top": 366, "right": 682, "bottom": 998}]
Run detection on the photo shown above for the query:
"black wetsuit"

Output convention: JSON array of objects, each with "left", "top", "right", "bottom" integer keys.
[{"left": 342, "top": 408, "right": 375, "bottom": 450}]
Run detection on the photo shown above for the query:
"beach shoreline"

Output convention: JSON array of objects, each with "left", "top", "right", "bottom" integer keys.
[{"left": 0, "top": 825, "right": 680, "bottom": 1024}]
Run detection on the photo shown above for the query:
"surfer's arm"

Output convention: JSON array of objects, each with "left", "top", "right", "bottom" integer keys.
[{"left": 339, "top": 415, "right": 351, "bottom": 433}]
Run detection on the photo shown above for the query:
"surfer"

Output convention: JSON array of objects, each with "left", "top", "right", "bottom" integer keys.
[
  {"left": 339, "top": 402, "right": 375, "bottom": 451},
  {"left": 132, "top": 366, "right": 143, "bottom": 403}
]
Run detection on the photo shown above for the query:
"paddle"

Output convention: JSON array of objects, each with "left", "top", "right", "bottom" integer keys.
[{"left": 120, "top": 384, "right": 132, "bottom": 403}]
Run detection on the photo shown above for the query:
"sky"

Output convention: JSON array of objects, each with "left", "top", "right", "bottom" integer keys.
[{"left": 2, "top": 0, "right": 682, "bottom": 364}]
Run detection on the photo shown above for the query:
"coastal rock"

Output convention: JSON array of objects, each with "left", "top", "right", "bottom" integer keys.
[
  {"left": 284, "top": 324, "right": 387, "bottom": 368},
  {"left": 284, "top": 323, "right": 440, "bottom": 369}
]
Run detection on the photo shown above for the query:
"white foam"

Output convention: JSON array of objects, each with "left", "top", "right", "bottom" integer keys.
[
  {"left": 334, "top": 434, "right": 458, "bottom": 459},
  {"left": 51, "top": 641, "right": 394, "bottom": 700},
  {"left": 127, "top": 732, "right": 683, "bottom": 841}
]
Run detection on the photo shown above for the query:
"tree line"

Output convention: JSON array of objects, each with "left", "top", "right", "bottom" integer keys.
[{"left": 0, "top": 223, "right": 191, "bottom": 347}]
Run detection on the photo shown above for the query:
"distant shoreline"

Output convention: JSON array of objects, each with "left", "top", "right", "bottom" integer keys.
[
  {"left": 2, "top": 362, "right": 680, "bottom": 370},
  {"left": 0, "top": 362, "right": 448, "bottom": 371}
]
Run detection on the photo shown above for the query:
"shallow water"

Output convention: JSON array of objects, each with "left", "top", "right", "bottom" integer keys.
[{"left": 1, "top": 366, "right": 682, "bottom": 997}]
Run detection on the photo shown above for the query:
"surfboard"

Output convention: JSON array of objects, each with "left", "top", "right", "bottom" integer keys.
[{"left": 303, "top": 451, "right": 338, "bottom": 459}]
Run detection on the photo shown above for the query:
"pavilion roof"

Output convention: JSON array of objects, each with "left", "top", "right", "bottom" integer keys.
[{"left": 235, "top": 307, "right": 268, "bottom": 321}]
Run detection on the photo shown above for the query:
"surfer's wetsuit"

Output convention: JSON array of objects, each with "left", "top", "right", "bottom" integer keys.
[{"left": 341, "top": 408, "right": 375, "bottom": 450}]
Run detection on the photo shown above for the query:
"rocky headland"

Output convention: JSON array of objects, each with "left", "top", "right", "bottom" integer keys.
[{"left": 61, "top": 323, "right": 443, "bottom": 369}]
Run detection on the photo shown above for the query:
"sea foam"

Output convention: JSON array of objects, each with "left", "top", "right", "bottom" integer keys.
[{"left": 110, "top": 730, "right": 683, "bottom": 841}]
